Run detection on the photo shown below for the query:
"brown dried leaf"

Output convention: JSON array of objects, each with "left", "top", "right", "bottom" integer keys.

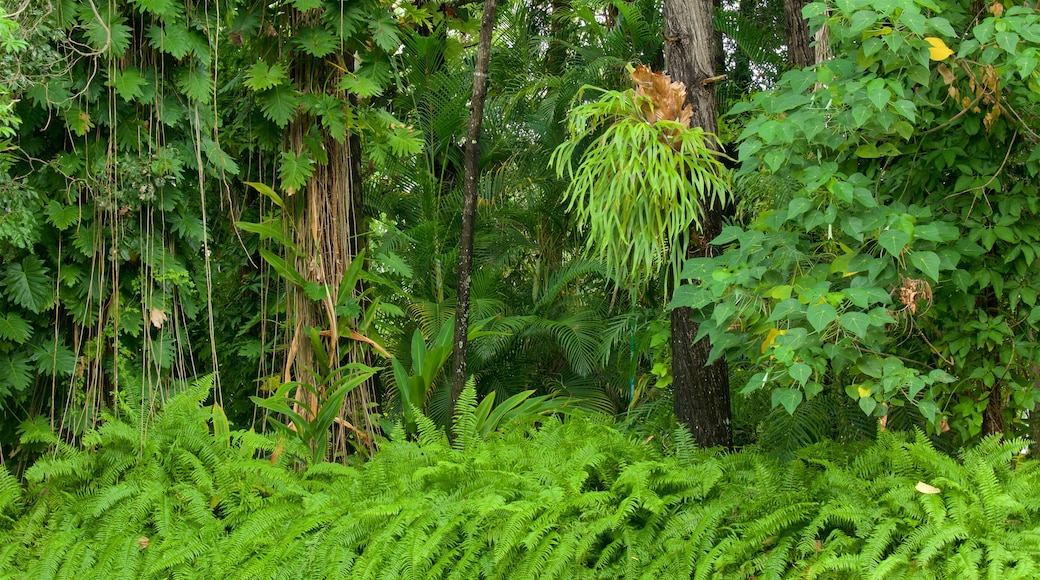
[
  {"left": 630, "top": 65, "right": 694, "bottom": 126},
  {"left": 990, "top": 1, "right": 1004, "bottom": 16},
  {"left": 937, "top": 63, "right": 956, "bottom": 86},
  {"left": 149, "top": 308, "right": 167, "bottom": 329}
]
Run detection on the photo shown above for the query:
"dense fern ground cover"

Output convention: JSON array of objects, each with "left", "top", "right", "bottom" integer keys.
[{"left": 2, "top": 384, "right": 1040, "bottom": 579}]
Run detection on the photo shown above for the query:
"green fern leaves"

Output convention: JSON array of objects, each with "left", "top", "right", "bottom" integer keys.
[{"left": 3, "top": 386, "right": 1040, "bottom": 579}]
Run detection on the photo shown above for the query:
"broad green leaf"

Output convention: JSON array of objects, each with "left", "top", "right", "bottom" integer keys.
[
  {"left": 843, "top": 287, "right": 890, "bottom": 307},
  {"left": 668, "top": 284, "right": 712, "bottom": 310},
  {"left": 169, "top": 212, "right": 205, "bottom": 244},
  {"left": 866, "top": 79, "right": 891, "bottom": 110},
  {"left": 909, "top": 251, "right": 941, "bottom": 282},
  {"left": 293, "top": 26, "right": 337, "bottom": 57},
  {"left": 851, "top": 106, "right": 873, "bottom": 128},
  {"left": 742, "top": 372, "right": 768, "bottom": 395},
  {"left": 858, "top": 395, "right": 877, "bottom": 415},
  {"left": 789, "top": 362, "right": 812, "bottom": 385},
  {"left": 769, "top": 285, "right": 793, "bottom": 300},
  {"left": 806, "top": 302, "right": 838, "bottom": 332},
  {"left": 259, "top": 248, "right": 306, "bottom": 287},
  {"left": 891, "top": 99, "right": 916, "bottom": 121},
  {"left": 130, "top": 0, "right": 177, "bottom": 17},
  {"left": 45, "top": 201, "right": 80, "bottom": 230},
  {"left": 899, "top": 9, "right": 926, "bottom": 35},
  {"left": 0, "top": 312, "right": 32, "bottom": 344},
  {"left": 768, "top": 298, "right": 803, "bottom": 322},
  {"left": 290, "top": 0, "right": 324, "bottom": 10},
  {"left": 108, "top": 67, "right": 148, "bottom": 101},
  {"left": 369, "top": 12, "right": 400, "bottom": 52},
  {"left": 849, "top": 10, "right": 878, "bottom": 35},
  {"left": 63, "top": 108, "right": 94, "bottom": 136},
  {"left": 996, "top": 31, "right": 1019, "bottom": 53},
  {"left": 0, "top": 352, "right": 32, "bottom": 401},
  {"left": 244, "top": 61, "right": 287, "bottom": 92},
  {"left": 679, "top": 257, "right": 715, "bottom": 280},
  {"left": 918, "top": 399, "right": 938, "bottom": 422},
  {"left": 175, "top": 65, "right": 211, "bottom": 103},
  {"left": 259, "top": 85, "right": 300, "bottom": 127},
  {"left": 3, "top": 256, "right": 51, "bottom": 313},
  {"left": 802, "top": 1, "right": 828, "bottom": 18},
  {"left": 788, "top": 197, "right": 813, "bottom": 220},
  {"left": 303, "top": 282, "right": 329, "bottom": 302},
  {"left": 772, "top": 388, "right": 803, "bottom": 415},
  {"left": 338, "top": 74, "right": 382, "bottom": 98},
  {"left": 244, "top": 181, "right": 285, "bottom": 209},
  {"left": 279, "top": 150, "right": 315, "bottom": 195},
  {"left": 30, "top": 340, "right": 76, "bottom": 377},
  {"left": 878, "top": 229, "right": 910, "bottom": 257},
  {"left": 236, "top": 220, "right": 293, "bottom": 250},
  {"left": 201, "top": 138, "right": 239, "bottom": 176},
  {"left": 146, "top": 24, "right": 194, "bottom": 59},
  {"left": 81, "top": 5, "right": 133, "bottom": 56},
  {"left": 855, "top": 143, "right": 882, "bottom": 158},
  {"left": 840, "top": 311, "right": 872, "bottom": 339}
]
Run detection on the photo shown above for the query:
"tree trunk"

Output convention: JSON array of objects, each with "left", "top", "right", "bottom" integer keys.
[
  {"left": 450, "top": 0, "right": 498, "bottom": 415},
  {"left": 980, "top": 382, "right": 1006, "bottom": 438},
  {"left": 784, "top": 0, "right": 814, "bottom": 68},
  {"left": 284, "top": 10, "right": 376, "bottom": 457},
  {"left": 663, "top": 0, "right": 732, "bottom": 449}
]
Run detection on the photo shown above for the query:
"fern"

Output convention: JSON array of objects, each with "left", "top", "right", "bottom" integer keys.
[{"left": 5, "top": 387, "right": 1040, "bottom": 579}]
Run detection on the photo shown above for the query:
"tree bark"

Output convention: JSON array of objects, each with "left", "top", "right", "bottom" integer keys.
[
  {"left": 450, "top": 0, "right": 498, "bottom": 415},
  {"left": 663, "top": 0, "right": 733, "bottom": 449},
  {"left": 784, "top": 0, "right": 814, "bottom": 68},
  {"left": 283, "top": 9, "right": 376, "bottom": 457}
]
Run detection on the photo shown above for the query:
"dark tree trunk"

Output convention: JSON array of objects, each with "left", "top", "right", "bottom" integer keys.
[
  {"left": 981, "top": 382, "right": 1006, "bottom": 438},
  {"left": 784, "top": 0, "right": 814, "bottom": 68},
  {"left": 450, "top": 0, "right": 498, "bottom": 415},
  {"left": 663, "top": 0, "right": 733, "bottom": 449}
]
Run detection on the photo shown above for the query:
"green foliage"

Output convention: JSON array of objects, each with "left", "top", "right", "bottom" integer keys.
[
  {"left": 676, "top": 0, "right": 1040, "bottom": 441},
  {"left": 4, "top": 385, "right": 1040, "bottom": 578},
  {"left": 252, "top": 361, "right": 379, "bottom": 466},
  {"left": 551, "top": 82, "right": 730, "bottom": 288}
]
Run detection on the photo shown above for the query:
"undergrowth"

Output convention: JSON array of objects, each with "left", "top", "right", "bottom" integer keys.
[{"left": 1, "top": 381, "right": 1040, "bottom": 579}]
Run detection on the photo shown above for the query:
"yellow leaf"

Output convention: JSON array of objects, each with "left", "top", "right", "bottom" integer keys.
[
  {"left": 925, "top": 37, "right": 954, "bottom": 61},
  {"left": 761, "top": 328, "right": 786, "bottom": 354},
  {"left": 915, "top": 481, "right": 942, "bottom": 494},
  {"left": 857, "top": 385, "right": 872, "bottom": 398}
]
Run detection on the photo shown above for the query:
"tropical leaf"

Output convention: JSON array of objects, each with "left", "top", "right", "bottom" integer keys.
[
  {"left": 3, "top": 255, "right": 52, "bottom": 313},
  {"left": 0, "top": 312, "right": 32, "bottom": 344},
  {"left": 259, "top": 85, "right": 300, "bottom": 127},
  {"left": 278, "top": 149, "right": 315, "bottom": 195},
  {"left": 0, "top": 351, "right": 32, "bottom": 403},
  {"left": 244, "top": 61, "right": 287, "bottom": 92}
]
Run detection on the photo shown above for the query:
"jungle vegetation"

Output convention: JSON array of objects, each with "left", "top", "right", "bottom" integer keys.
[{"left": 1, "top": 0, "right": 1040, "bottom": 576}]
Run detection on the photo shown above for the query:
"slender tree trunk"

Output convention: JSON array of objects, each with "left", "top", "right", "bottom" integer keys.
[
  {"left": 663, "top": 0, "right": 732, "bottom": 449},
  {"left": 450, "top": 0, "right": 498, "bottom": 415},
  {"left": 784, "top": 0, "right": 814, "bottom": 68}
]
